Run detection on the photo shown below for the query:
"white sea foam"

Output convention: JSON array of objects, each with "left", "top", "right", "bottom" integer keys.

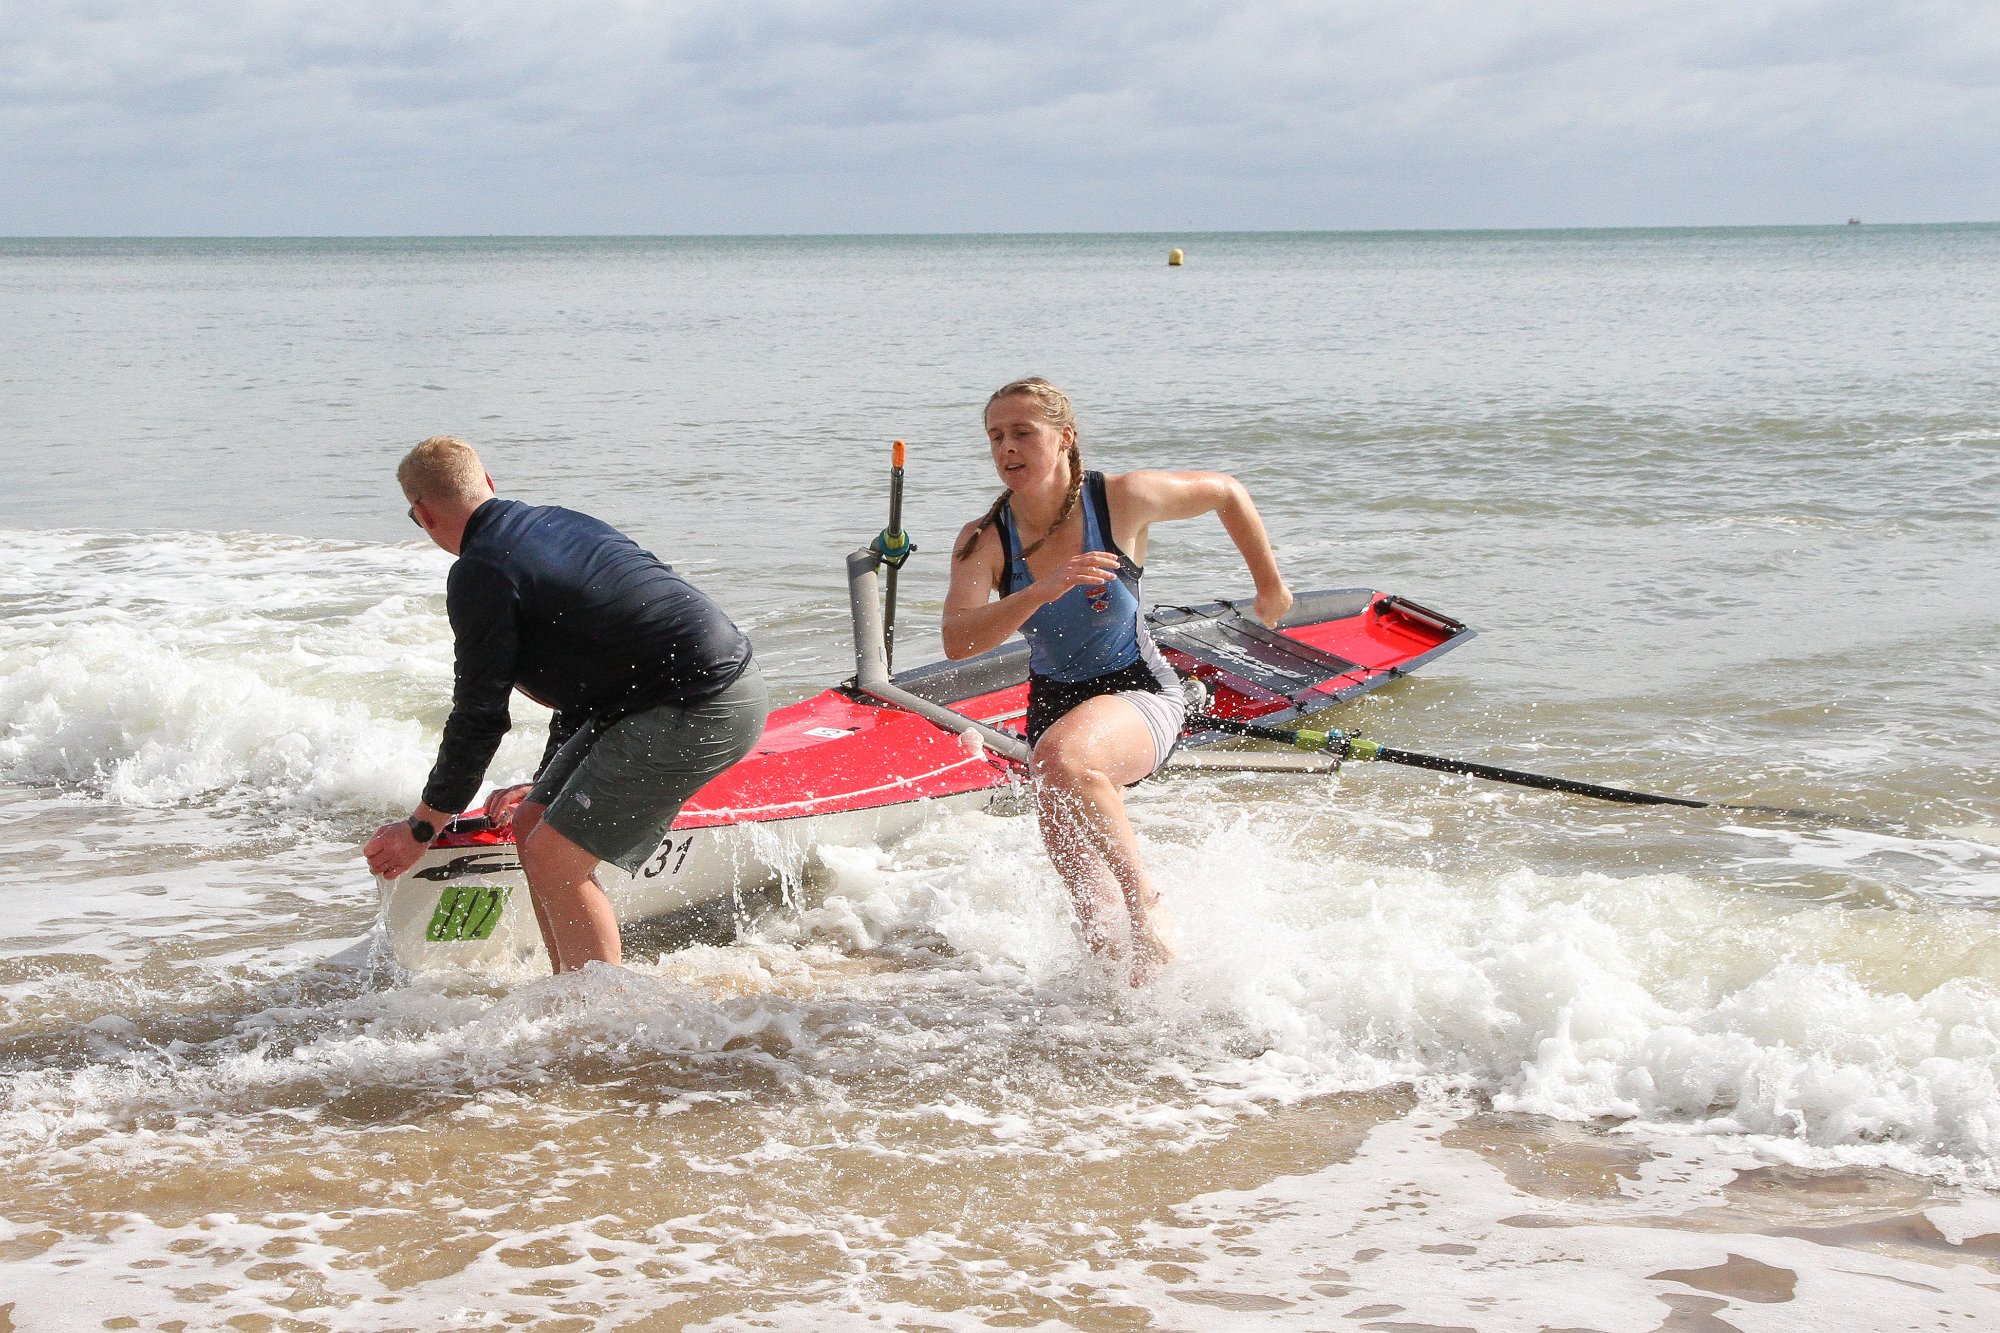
[
  {"left": 5, "top": 795, "right": 1993, "bottom": 1327},
  {"left": 1, "top": 528, "right": 1994, "bottom": 1193},
  {"left": 761, "top": 804, "right": 2000, "bottom": 1183},
  {"left": 0, "top": 529, "right": 548, "bottom": 818},
  {"left": 1722, "top": 821, "right": 2000, "bottom": 903}
]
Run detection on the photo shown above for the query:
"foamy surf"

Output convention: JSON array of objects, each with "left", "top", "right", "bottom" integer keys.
[
  {"left": 4, "top": 652, "right": 1996, "bottom": 1324},
  {"left": 775, "top": 806, "right": 2000, "bottom": 1182},
  {"left": 5, "top": 733, "right": 1996, "bottom": 1179},
  {"left": 0, "top": 528, "right": 549, "bottom": 820}
]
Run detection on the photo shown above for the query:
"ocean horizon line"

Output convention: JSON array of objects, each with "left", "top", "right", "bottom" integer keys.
[{"left": 3, "top": 219, "right": 1995, "bottom": 245}]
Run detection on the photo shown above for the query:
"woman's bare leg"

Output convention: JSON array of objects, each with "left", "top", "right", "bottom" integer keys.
[
  {"left": 1031, "top": 695, "right": 1173, "bottom": 985},
  {"left": 1036, "top": 793, "right": 1122, "bottom": 956}
]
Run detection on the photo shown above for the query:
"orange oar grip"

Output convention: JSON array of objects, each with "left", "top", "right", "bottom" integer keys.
[{"left": 891, "top": 440, "right": 906, "bottom": 468}]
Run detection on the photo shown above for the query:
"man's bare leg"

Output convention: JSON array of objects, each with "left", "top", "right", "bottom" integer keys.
[
  {"left": 517, "top": 817, "right": 621, "bottom": 973},
  {"left": 507, "top": 801, "right": 561, "bottom": 967}
]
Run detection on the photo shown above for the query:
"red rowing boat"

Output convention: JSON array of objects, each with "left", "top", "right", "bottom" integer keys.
[{"left": 375, "top": 548, "right": 1472, "bottom": 972}]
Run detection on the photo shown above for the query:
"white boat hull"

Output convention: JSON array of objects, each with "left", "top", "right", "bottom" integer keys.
[{"left": 375, "top": 787, "right": 1003, "bottom": 973}]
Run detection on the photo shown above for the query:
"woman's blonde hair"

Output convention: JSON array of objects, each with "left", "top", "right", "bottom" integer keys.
[{"left": 955, "top": 378, "right": 1084, "bottom": 561}]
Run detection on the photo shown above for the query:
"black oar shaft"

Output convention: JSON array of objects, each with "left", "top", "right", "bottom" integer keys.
[
  {"left": 1186, "top": 712, "right": 1710, "bottom": 808},
  {"left": 1362, "top": 744, "right": 1709, "bottom": 808},
  {"left": 1183, "top": 714, "right": 1875, "bottom": 827}
]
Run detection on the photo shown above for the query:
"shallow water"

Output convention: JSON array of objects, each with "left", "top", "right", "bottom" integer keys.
[{"left": 1, "top": 228, "right": 1997, "bottom": 1328}]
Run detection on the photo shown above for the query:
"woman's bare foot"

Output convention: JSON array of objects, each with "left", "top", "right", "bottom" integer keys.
[{"left": 1127, "top": 902, "right": 1175, "bottom": 987}]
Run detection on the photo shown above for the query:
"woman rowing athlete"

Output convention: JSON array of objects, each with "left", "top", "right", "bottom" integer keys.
[{"left": 943, "top": 378, "right": 1293, "bottom": 984}]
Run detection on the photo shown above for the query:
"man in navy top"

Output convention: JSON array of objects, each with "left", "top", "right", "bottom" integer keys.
[{"left": 363, "top": 436, "right": 767, "bottom": 972}]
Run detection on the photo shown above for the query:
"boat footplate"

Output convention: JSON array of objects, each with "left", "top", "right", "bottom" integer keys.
[{"left": 1153, "top": 614, "right": 1366, "bottom": 706}]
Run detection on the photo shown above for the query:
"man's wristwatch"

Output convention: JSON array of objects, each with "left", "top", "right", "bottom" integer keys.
[{"left": 406, "top": 814, "right": 439, "bottom": 844}]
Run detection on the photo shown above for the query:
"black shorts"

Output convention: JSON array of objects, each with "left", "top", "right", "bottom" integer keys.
[{"left": 1025, "top": 659, "right": 1185, "bottom": 771}]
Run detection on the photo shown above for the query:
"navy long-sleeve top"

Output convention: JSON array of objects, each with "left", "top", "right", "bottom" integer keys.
[{"left": 419, "top": 498, "right": 753, "bottom": 814}]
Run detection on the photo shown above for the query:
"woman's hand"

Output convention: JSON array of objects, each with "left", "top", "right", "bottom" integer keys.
[
  {"left": 1031, "top": 549, "right": 1121, "bottom": 604},
  {"left": 482, "top": 782, "right": 536, "bottom": 826},
  {"left": 1253, "top": 581, "right": 1294, "bottom": 628}
]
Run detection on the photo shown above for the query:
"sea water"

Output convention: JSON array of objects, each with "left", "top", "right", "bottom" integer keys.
[{"left": 0, "top": 228, "right": 1997, "bottom": 1328}]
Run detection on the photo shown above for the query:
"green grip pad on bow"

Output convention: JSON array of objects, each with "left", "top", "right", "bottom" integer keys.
[{"left": 425, "top": 884, "right": 512, "bottom": 942}]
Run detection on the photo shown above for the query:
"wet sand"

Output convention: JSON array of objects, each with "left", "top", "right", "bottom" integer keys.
[{"left": 2, "top": 1072, "right": 1994, "bottom": 1330}]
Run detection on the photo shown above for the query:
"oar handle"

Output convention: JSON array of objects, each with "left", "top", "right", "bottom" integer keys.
[{"left": 887, "top": 439, "right": 906, "bottom": 536}]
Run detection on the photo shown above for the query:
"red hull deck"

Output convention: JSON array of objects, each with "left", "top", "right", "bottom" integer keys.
[{"left": 430, "top": 588, "right": 1470, "bottom": 854}]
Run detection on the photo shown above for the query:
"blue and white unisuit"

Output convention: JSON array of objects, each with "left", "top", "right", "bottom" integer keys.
[{"left": 997, "top": 471, "right": 1184, "bottom": 765}]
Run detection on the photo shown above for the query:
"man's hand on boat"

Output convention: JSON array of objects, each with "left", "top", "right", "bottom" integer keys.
[
  {"left": 362, "top": 804, "right": 450, "bottom": 881},
  {"left": 482, "top": 782, "right": 536, "bottom": 826}
]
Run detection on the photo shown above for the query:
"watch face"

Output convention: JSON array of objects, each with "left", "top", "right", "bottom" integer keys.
[{"left": 407, "top": 816, "right": 438, "bottom": 842}]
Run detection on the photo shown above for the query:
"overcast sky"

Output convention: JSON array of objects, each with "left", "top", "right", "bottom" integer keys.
[{"left": 5, "top": 0, "right": 1996, "bottom": 235}]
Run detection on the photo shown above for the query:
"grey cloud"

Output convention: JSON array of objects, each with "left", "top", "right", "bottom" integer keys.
[{"left": 2, "top": 0, "right": 1995, "bottom": 232}]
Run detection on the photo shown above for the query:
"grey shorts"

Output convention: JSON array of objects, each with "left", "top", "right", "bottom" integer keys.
[
  {"left": 1027, "top": 661, "right": 1186, "bottom": 780},
  {"left": 1113, "top": 688, "right": 1187, "bottom": 777},
  {"left": 531, "top": 663, "right": 768, "bottom": 874}
]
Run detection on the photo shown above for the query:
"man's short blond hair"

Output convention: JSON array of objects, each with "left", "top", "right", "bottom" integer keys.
[{"left": 398, "top": 436, "right": 492, "bottom": 506}]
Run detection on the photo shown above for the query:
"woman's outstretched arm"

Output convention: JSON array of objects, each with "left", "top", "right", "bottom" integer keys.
[{"left": 1110, "top": 471, "right": 1293, "bottom": 626}]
